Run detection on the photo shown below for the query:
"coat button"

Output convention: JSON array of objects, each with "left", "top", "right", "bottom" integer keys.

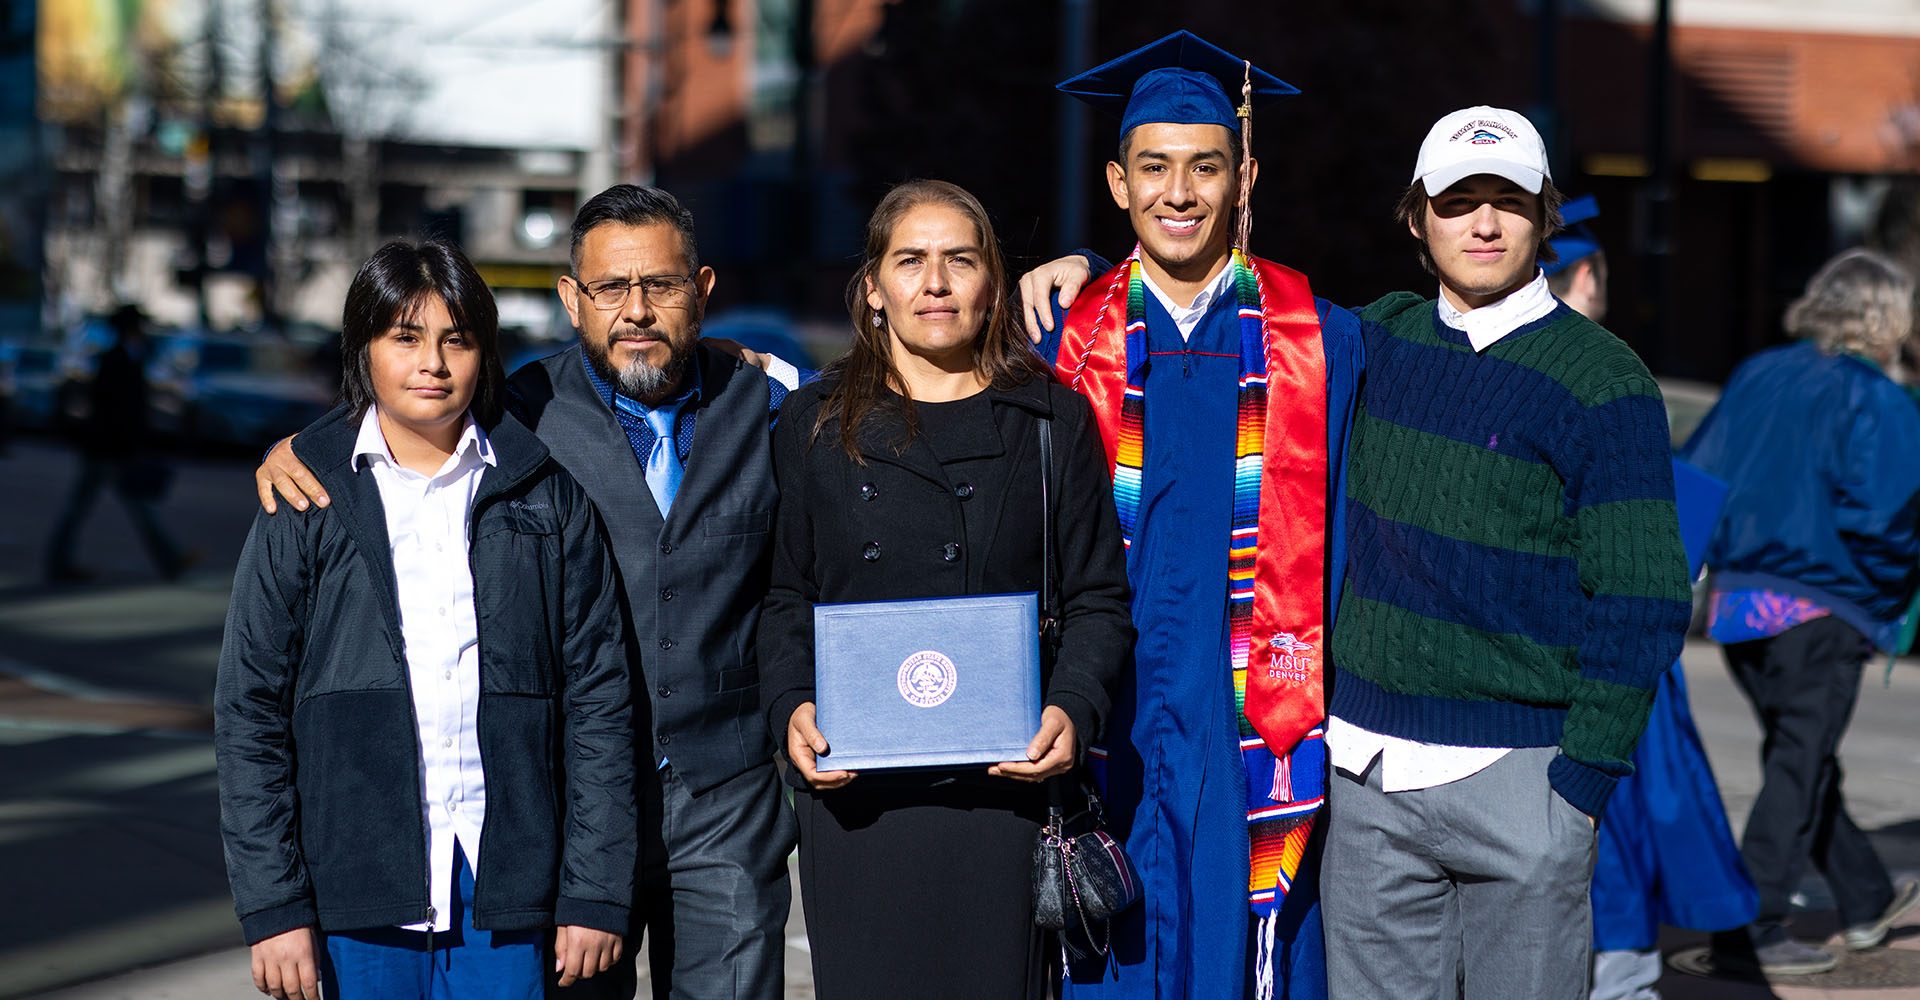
[
  {"left": 659, "top": 542, "right": 673, "bottom": 555},
  {"left": 860, "top": 482, "right": 878, "bottom": 501},
  {"left": 942, "top": 542, "right": 960, "bottom": 562},
  {"left": 660, "top": 587, "right": 675, "bottom": 601},
  {"left": 658, "top": 684, "right": 673, "bottom": 698},
  {"left": 658, "top": 637, "right": 674, "bottom": 650},
  {"left": 657, "top": 733, "right": 671, "bottom": 746},
  {"left": 954, "top": 482, "right": 974, "bottom": 500},
  {"left": 863, "top": 541, "right": 882, "bottom": 561}
]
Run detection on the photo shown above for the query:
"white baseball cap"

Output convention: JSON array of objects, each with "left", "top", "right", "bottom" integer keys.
[{"left": 1412, "top": 106, "right": 1551, "bottom": 196}]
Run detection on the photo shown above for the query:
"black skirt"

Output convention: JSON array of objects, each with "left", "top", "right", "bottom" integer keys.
[{"left": 795, "top": 773, "right": 1050, "bottom": 1000}]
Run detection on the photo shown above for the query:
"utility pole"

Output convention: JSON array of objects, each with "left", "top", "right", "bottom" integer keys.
[
  {"left": 1053, "top": 0, "right": 1093, "bottom": 254},
  {"left": 1640, "top": 0, "right": 1674, "bottom": 366},
  {"left": 254, "top": 0, "right": 282, "bottom": 328},
  {"left": 788, "top": 0, "right": 816, "bottom": 309}
]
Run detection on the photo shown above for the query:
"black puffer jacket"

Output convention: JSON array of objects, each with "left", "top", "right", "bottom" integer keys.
[{"left": 214, "top": 403, "right": 636, "bottom": 944}]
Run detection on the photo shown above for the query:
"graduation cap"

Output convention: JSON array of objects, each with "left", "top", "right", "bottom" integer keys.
[
  {"left": 1056, "top": 30, "right": 1298, "bottom": 140},
  {"left": 1057, "top": 30, "right": 1297, "bottom": 251},
  {"left": 1543, "top": 194, "right": 1601, "bottom": 276}
]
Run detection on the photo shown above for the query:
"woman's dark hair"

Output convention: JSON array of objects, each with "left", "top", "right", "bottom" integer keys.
[
  {"left": 815, "top": 179, "right": 1051, "bottom": 459},
  {"left": 340, "top": 238, "right": 505, "bottom": 426}
]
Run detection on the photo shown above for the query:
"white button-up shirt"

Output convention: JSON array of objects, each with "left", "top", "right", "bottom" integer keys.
[
  {"left": 1141, "top": 262, "right": 1237, "bottom": 343},
  {"left": 1326, "top": 270, "right": 1561, "bottom": 792},
  {"left": 1435, "top": 269, "right": 1558, "bottom": 353},
  {"left": 353, "top": 406, "right": 495, "bottom": 932}
]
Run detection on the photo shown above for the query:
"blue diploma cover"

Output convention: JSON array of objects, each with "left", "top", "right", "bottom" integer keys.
[{"left": 813, "top": 592, "right": 1042, "bottom": 771}]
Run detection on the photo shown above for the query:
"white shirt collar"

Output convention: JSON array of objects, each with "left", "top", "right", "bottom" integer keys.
[
  {"left": 1436, "top": 269, "right": 1559, "bottom": 353},
  {"left": 353, "top": 406, "right": 496, "bottom": 478},
  {"left": 1140, "top": 261, "right": 1237, "bottom": 343}
]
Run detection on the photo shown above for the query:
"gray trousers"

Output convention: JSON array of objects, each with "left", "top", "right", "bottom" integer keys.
[
  {"left": 1322, "top": 746, "right": 1597, "bottom": 1000},
  {"left": 555, "top": 761, "right": 796, "bottom": 1000}
]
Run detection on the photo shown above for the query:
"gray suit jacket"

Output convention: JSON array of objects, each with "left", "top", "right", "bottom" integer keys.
[{"left": 508, "top": 342, "right": 778, "bottom": 795}]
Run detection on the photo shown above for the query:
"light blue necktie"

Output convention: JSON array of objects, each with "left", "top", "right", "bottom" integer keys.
[{"left": 643, "top": 407, "right": 684, "bottom": 516}]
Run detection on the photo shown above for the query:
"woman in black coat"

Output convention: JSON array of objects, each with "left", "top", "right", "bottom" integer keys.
[{"left": 759, "top": 180, "right": 1133, "bottom": 999}]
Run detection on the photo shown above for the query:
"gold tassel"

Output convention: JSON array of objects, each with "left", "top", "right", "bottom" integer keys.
[{"left": 1236, "top": 59, "right": 1255, "bottom": 254}]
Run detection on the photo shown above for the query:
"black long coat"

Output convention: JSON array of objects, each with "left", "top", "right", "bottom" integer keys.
[{"left": 759, "top": 373, "right": 1133, "bottom": 766}]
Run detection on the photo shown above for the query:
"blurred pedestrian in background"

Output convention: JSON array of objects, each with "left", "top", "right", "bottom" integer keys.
[
  {"left": 1683, "top": 247, "right": 1920, "bottom": 976},
  {"left": 43, "top": 302, "right": 188, "bottom": 583},
  {"left": 1549, "top": 197, "right": 1759, "bottom": 1000},
  {"left": 216, "top": 239, "right": 636, "bottom": 1000}
]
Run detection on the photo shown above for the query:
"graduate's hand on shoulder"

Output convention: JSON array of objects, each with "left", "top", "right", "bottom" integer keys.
[
  {"left": 702, "top": 337, "right": 767, "bottom": 371},
  {"left": 255, "top": 434, "right": 327, "bottom": 514},
  {"left": 249, "top": 926, "right": 321, "bottom": 1000},
  {"left": 992, "top": 705, "right": 1076, "bottom": 782},
  {"left": 554, "top": 925, "right": 623, "bottom": 986},
  {"left": 1019, "top": 255, "right": 1095, "bottom": 343},
  {"left": 787, "top": 702, "right": 856, "bottom": 789}
]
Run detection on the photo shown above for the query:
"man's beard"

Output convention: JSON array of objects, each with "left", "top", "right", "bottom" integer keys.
[{"left": 587, "top": 323, "right": 696, "bottom": 403}]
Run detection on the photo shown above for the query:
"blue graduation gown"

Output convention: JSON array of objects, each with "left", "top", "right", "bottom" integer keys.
[
  {"left": 1041, "top": 284, "right": 1364, "bottom": 1000},
  {"left": 1591, "top": 661, "right": 1759, "bottom": 950}
]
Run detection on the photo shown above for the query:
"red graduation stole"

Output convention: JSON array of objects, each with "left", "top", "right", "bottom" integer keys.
[{"left": 1056, "top": 248, "right": 1328, "bottom": 912}]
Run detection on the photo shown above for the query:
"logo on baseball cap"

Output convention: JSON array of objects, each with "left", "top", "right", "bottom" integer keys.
[{"left": 1412, "top": 106, "right": 1551, "bottom": 196}]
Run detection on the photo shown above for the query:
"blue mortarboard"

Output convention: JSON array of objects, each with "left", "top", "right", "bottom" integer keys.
[
  {"left": 1056, "top": 30, "right": 1298, "bottom": 139},
  {"left": 1544, "top": 194, "right": 1601, "bottom": 276}
]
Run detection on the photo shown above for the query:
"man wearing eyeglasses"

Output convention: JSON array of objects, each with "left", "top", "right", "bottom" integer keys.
[{"left": 254, "top": 185, "right": 800, "bottom": 1000}]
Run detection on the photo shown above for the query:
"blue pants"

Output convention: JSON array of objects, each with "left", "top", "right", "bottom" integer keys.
[{"left": 322, "top": 845, "right": 545, "bottom": 1000}]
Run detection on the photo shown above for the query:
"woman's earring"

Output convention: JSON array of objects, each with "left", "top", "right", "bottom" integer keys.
[{"left": 871, "top": 312, "right": 884, "bottom": 328}]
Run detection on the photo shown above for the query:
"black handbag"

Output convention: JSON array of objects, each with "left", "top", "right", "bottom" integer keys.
[{"left": 1029, "top": 412, "right": 1142, "bottom": 956}]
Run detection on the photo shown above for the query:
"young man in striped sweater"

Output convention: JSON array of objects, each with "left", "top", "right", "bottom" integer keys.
[{"left": 1317, "top": 107, "right": 1692, "bottom": 999}]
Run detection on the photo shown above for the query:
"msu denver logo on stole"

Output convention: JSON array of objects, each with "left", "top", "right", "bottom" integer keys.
[
  {"left": 1266, "top": 632, "right": 1315, "bottom": 683},
  {"left": 897, "top": 650, "right": 959, "bottom": 708}
]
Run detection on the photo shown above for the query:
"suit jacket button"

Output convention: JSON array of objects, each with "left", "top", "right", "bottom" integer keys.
[
  {"left": 657, "top": 733, "right": 671, "bottom": 746},
  {"left": 860, "top": 482, "right": 878, "bottom": 501},
  {"left": 942, "top": 542, "right": 960, "bottom": 562},
  {"left": 658, "top": 684, "right": 673, "bottom": 698},
  {"left": 862, "top": 541, "right": 882, "bottom": 561},
  {"left": 954, "top": 482, "right": 974, "bottom": 500},
  {"left": 658, "top": 637, "right": 675, "bottom": 650},
  {"left": 660, "top": 587, "right": 675, "bottom": 601},
  {"left": 659, "top": 542, "right": 673, "bottom": 555}
]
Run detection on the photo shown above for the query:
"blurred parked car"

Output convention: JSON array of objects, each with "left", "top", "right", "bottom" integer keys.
[
  {"left": 6, "top": 344, "right": 63, "bottom": 429},
  {"left": 148, "top": 333, "right": 335, "bottom": 451},
  {"left": 702, "top": 308, "right": 819, "bottom": 370}
]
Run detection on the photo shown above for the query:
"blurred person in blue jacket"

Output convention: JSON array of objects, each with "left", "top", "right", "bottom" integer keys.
[
  {"left": 1549, "top": 198, "right": 1758, "bottom": 1000},
  {"left": 1682, "top": 247, "right": 1920, "bottom": 976}
]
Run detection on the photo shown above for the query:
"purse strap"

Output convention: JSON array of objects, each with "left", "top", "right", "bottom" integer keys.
[{"left": 1038, "top": 413, "right": 1058, "bottom": 633}]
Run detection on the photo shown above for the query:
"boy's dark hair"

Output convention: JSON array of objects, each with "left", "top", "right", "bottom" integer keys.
[
  {"left": 1394, "top": 178, "right": 1566, "bottom": 277},
  {"left": 340, "top": 238, "right": 505, "bottom": 426},
  {"left": 569, "top": 184, "right": 700, "bottom": 275}
]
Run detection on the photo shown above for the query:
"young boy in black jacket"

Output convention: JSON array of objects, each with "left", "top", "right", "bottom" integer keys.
[{"left": 215, "top": 239, "right": 636, "bottom": 1000}]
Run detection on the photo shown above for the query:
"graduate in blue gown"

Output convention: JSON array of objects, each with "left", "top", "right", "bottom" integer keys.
[{"left": 1033, "top": 32, "right": 1365, "bottom": 1000}]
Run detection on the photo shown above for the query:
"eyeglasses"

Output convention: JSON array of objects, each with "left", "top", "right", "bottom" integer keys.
[{"left": 572, "top": 274, "right": 697, "bottom": 310}]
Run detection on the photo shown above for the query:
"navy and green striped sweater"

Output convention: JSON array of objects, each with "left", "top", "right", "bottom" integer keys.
[{"left": 1330, "top": 292, "right": 1692, "bottom": 817}]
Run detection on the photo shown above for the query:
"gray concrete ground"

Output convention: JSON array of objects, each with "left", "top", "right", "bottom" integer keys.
[{"left": 2, "top": 437, "right": 1918, "bottom": 998}]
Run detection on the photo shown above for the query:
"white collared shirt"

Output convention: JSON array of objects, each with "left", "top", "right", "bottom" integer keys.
[
  {"left": 1435, "top": 269, "right": 1559, "bottom": 352},
  {"left": 352, "top": 406, "right": 496, "bottom": 932},
  {"left": 1141, "top": 262, "right": 1237, "bottom": 342},
  {"left": 1324, "top": 272, "right": 1561, "bottom": 792}
]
